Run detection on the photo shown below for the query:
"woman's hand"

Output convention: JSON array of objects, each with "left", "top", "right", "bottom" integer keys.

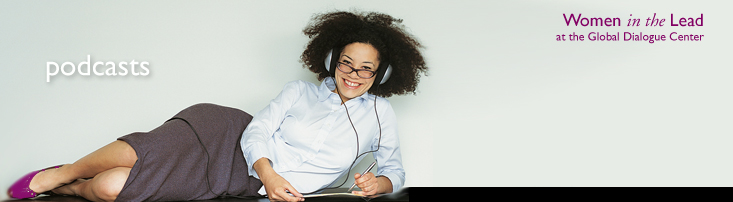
[
  {"left": 261, "top": 173, "right": 303, "bottom": 201},
  {"left": 254, "top": 158, "right": 304, "bottom": 201},
  {"left": 352, "top": 173, "right": 392, "bottom": 196}
]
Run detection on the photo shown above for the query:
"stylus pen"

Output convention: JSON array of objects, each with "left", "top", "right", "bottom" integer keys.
[{"left": 347, "top": 161, "right": 377, "bottom": 192}]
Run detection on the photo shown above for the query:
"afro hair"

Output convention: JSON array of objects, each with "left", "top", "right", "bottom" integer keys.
[{"left": 300, "top": 10, "right": 428, "bottom": 98}]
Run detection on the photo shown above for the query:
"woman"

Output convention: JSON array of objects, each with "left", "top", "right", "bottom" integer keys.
[{"left": 8, "top": 10, "right": 427, "bottom": 202}]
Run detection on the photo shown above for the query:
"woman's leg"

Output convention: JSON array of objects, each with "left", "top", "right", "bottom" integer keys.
[
  {"left": 53, "top": 167, "right": 131, "bottom": 202},
  {"left": 28, "top": 140, "right": 137, "bottom": 197}
]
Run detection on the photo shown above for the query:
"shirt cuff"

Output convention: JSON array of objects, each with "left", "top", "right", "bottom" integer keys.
[
  {"left": 379, "top": 172, "right": 403, "bottom": 193},
  {"left": 243, "top": 142, "right": 272, "bottom": 179}
]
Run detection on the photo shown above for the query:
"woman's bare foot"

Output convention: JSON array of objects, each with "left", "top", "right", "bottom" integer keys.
[{"left": 27, "top": 164, "right": 74, "bottom": 194}]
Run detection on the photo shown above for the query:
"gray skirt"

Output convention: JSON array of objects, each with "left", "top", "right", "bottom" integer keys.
[{"left": 116, "top": 103, "right": 263, "bottom": 201}]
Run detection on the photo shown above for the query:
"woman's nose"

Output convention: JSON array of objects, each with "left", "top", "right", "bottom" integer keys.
[{"left": 347, "top": 70, "right": 360, "bottom": 78}]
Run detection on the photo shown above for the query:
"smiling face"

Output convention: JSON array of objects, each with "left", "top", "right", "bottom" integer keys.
[{"left": 333, "top": 42, "right": 380, "bottom": 103}]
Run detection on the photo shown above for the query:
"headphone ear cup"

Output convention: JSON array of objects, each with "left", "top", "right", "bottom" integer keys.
[
  {"left": 373, "top": 61, "right": 391, "bottom": 85},
  {"left": 324, "top": 49, "right": 333, "bottom": 72},
  {"left": 324, "top": 48, "right": 340, "bottom": 77},
  {"left": 380, "top": 65, "right": 392, "bottom": 84},
  {"left": 371, "top": 62, "right": 391, "bottom": 94}
]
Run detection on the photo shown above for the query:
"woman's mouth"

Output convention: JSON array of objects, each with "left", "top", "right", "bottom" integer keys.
[{"left": 343, "top": 79, "right": 361, "bottom": 89}]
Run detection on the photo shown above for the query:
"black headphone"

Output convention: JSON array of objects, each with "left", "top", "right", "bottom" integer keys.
[{"left": 324, "top": 47, "right": 393, "bottom": 88}]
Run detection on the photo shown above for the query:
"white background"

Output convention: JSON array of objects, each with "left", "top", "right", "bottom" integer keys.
[{"left": 1, "top": 0, "right": 731, "bottom": 199}]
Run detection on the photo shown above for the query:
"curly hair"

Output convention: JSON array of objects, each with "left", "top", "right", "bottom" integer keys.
[{"left": 300, "top": 10, "right": 428, "bottom": 98}]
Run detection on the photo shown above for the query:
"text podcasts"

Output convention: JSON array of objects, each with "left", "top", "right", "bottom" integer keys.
[{"left": 46, "top": 55, "right": 150, "bottom": 82}]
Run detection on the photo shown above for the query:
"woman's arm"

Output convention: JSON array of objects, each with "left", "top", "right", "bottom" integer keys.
[
  {"left": 353, "top": 99, "right": 404, "bottom": 195},
  {"left": 371, "top": 100, "right": 404, "bottom": 193},
  {"left": 241, "top": 81, "right": 306, "bottom": 179},
  {"left": 241, "top": 81, "right": 309, "bottom": 201}
]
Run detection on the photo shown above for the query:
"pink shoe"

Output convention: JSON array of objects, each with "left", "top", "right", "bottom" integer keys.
[{"left": 7, "top": 165, "right": 62, "bottom": 199}]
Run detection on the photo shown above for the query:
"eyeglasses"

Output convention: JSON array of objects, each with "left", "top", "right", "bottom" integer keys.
[{"left": 336, "top": 62, "right": 376, "bottom": 79}]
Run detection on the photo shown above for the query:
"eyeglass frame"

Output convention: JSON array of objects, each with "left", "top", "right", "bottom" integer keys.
[{"left": 336, "top": 62, "right": 377, "bottom": 79}]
